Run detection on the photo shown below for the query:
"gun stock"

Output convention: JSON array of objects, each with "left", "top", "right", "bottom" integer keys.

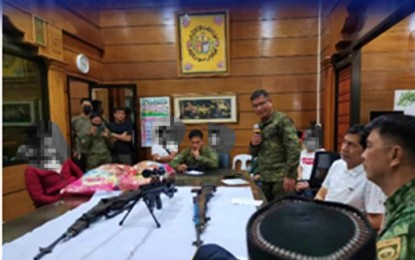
[{"left": 192, "top": 185, "right": 216, "bottom": 247}]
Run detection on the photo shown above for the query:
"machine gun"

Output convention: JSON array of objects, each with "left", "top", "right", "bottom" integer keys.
[
  {"left": 34, "top": 168, "right": 177, "bottom": 260},
  {"left": 191, "top": 184, "right": 216, "bottom": 248}
]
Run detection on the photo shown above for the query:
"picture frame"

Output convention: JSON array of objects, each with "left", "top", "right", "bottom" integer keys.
[
  {"left": 3, "top": 101, "right": 36, "bottom": 126},
  {"left": 33, "top": 15, "right": 47, "bottom": 46},
  {"left": 176, "top": 10, "right": 230, "bottom": 77},
  {"left": 174, "top": 95, "right": 237, "bottom": 124}
]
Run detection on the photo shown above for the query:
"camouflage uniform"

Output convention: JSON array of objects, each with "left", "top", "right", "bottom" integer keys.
[
  {"left": 377, "top": 178, "right": 415, "bottom": 260},
  {"left": 83, "top": 128, "right": 113, "bottom": 170},
  {"left": 169, "top": 146, "right": 218, "bottom": 170},
  {"left": 250, "top": 111, "right": 300, "bottom": 201},
  {"left": 71, "top": 116, "right": 92, "bottom": 154}
]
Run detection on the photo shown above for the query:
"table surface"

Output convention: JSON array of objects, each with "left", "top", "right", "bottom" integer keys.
[{"left": 3, "top": 169, "right": 264, "bottom": 243}]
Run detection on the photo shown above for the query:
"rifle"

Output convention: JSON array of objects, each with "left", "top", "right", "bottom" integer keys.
[
  {"left": 191, "top": 184, "right": 216, "bottom": 248},
  {"left": 34, "top": 169, "right": 177, "bottom": 260}
]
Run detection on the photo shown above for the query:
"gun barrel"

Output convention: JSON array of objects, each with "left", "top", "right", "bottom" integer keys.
[{"left": 34, "top": 233, "right": 68, "bottom": 260}]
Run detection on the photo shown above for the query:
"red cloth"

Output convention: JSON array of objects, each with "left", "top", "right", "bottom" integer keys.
[{"left": 24, "top": 159, "right": 84, "bottom": 207}]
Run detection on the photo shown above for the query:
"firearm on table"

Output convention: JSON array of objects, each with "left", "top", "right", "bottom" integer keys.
[
  {"left": 192, "top": 184, "right": 216, "bottom": 248},
  {"left": 34, "top": 168, "right": 177, "bottom": 260}
]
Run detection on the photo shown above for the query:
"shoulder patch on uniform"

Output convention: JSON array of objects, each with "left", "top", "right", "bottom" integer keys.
[{"left": 377, "top": 237, "right": 401, "bottom": 260}]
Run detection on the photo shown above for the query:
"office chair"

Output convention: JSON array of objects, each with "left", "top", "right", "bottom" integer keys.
[{"left": 308, "top": 151, "right": 341, "bottom": 196}]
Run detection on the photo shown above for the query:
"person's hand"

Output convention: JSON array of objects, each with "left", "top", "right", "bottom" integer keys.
[
  {"left": 295, "top": 181, "right": 309, "bottom": 192},
  {"left": 191, "top": 148, "right": 200, "bottom": 159},
  {"left": 177, "top": 164, "right": 188, "bottom": 172},
  {"left": 250, "top": 133, "right": 262, "bottom": 146},
  {"left": 283, "top": 177, "right": 296, "bottom": 192},
  {"left": 102, "top": 129, "right": 109, "bottom": 138},
  {"left": 253, "top": 174, "right": 261, "bottom": 181},
  {"left": 90, "top": 126, "right": 97, "bottom": 135}
]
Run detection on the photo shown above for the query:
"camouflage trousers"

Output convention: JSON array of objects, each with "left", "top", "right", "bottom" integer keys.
[{"left": 261, "top": 180, "right": 285, "bottom": 203}]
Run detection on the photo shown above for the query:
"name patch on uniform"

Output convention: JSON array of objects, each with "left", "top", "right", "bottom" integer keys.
[{"left": 377, "top": 237, "right": 401, "bottom": 260}]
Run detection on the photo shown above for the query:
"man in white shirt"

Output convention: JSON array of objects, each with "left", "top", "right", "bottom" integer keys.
[{"left": 315, "top": 124, "right": 386, "bottom": 231}]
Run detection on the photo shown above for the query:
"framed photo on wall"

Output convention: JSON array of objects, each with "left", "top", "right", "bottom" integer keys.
[
  {"left": 174, "top": 95, "right": 237, "bottom": 124},
  {"left": 3, "top": 101, "right": 36, "bottom": 126},
  {"left": 176, "top": 10, "right": 230, "bottom": 77}
]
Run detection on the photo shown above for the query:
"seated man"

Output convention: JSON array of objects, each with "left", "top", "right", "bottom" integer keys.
[
  {"left": 151, "top": 125, "right": 179, "bottom": 164},
  {"left": 315, "top": 124, "right": 386, "bottom": 231},
  {"left": 20, "top": 121, "right": 84, "bottom": 207},
  {"left": 169, "top": 129, "right": 218, "bottom": 172}
]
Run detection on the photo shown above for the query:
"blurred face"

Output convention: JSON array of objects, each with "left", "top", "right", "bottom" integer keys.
[
  {"left": 114, "top": 110, "right": 126, "bottom": 122},
  {"left": 341, "top": 133, "right": 364, "bottom": 169},
  {"left": 362, "top": 129, "right": 393, "bottom": 184},
  {"left": 251, "top": 95, "right": 273, "bottom": 120},
  {"left": 81, "top": 100, "right": 92, "bottom": 109},
  {"left": 91, "top": 116, "right": 102, "bottom": 126},
  {"left": 190, "top": 136, "right": 203, "bottom": 150}
]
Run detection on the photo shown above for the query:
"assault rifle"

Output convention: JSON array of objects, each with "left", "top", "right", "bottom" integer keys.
[
  {"left": 34, "top": 168, "right": 177, "bottom": 260},
  {"left": 192, "top": 184, "right": 216, "bottom": 248}
]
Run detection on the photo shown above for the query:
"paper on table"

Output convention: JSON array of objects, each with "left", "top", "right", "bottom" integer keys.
[
  {"left": 231, "top": 198, "right": 263, "bottom": 206},
  {"left": 221, "top": 178, "right": 249, "bottom": 185},
  {"left": 185, "top": 170, "right": 204, "bottom": 175}
]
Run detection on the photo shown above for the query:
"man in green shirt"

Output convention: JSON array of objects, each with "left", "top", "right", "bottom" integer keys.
[
  {"left": 249, "top": 89, "right": 301, "bottom": 202},
  {"left": 170, "top": 129, "right": 218, "bottom": 172},
  {"left": 363, "top": 114, "right": 415, "bottom": 259}
]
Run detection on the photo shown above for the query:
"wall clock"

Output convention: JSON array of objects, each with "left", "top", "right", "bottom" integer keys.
[{"left": 76, "top": 54, "right": 89, "bottom": 74}]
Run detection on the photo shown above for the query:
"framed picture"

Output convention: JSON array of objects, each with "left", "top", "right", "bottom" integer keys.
[
  {"left": 33, "top": 16, "right": 47, "bottom": 46},
  {"left": 176, "top": 10, "right": 230, "bottom": 77},
  {"left": 3, "top": 101, "right": 36, "bottom": 126},
  {"left": 174, "top": 95, "right": 237, "bottom": 124}
]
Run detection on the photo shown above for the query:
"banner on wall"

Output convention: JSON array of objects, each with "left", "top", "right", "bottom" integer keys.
[
  {"left": 394, "top": 90, "right": 415, "bottom": 116},
  {"left": 140, "top": 97, "right": 170, "bottom": 147}
]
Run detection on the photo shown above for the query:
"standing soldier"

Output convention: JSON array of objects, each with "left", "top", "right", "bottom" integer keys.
[
  {"left": 249, "top": 89, "right": 301, "bottom": 202},
  {"left": 71, "top": 98, "right": 93, "bottom": 171},
  {"left": 363, "top": 114, "right": 415, "bottom": 259}
]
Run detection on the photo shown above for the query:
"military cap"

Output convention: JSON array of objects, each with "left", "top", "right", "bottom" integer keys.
[{"left": 247, "top": 196, "right": 377, "bottom": 260}]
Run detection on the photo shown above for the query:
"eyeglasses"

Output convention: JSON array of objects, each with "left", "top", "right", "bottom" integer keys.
[{"left": 252, "top": 100, "right": 269, "bottom": 109}]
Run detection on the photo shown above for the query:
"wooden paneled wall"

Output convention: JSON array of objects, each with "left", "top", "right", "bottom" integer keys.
[
  {"left": 3, "top": 0, "right": 104, "bottom": 221},
  {"left": 3, "top": 165, "right": 36, "bottom": 222},
  {"left": 320, "top": 0, "right": 351, "bottom": 150},
  {"left": 360, "top": 13, "right": 415, "bottom": 123},
  {"left": 100, "top": 0, "right": 319, "bottom": 160}
]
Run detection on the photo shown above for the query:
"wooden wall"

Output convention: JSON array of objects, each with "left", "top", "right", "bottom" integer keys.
[
  {"left": 320, "top": 0, "right": 351, "bottom": 150},
  {"left": 360, "top": 13, "right": 415, "bottom": 123},
  {"left": 3, "top": 0, "right": 104, "bottom": 221},
  {"left": 99, "top": 0, "right": 319, "bottom": 160}
]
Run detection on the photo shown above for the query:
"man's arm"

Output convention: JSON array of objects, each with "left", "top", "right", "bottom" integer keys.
[
  {"left": 25, "top": 168, "right": 61, "bottom": 207},
  {"left": 169, "top": 149, "right": 188, "bottom": 169},
  {"left": 367, "top": 213, "right": 384, "bottom": 231},
  {"left": 281, "top": 117, "right": 301, "bottom": 179},
  {"left": 314, "top": 187, "right": 327, "bottom": 200},
  {"left": 111, "top": 132, "right": 132, "bottom": 142},
  {"left": 197, "top": 147, "right": 219, "bottom": 169}
]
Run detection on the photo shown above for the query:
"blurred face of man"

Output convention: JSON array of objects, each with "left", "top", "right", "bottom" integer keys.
[
  {"left": 341, "top": 133, "right": 364, "bottom": 169},
  {"left": 252, "top": 95, "right": 273, "bottom": 121},
  {"left": 91, "top": 116, "right": 102, "bottom": 126},
  {"left": 114, "top": 110, "right": 126, "bottom": 123},
  {"left": 190, "top": 136, "right": 203, "bottom": 151},
  {"left": 362, "top": 129, "right": 392, "bottom": 184}
]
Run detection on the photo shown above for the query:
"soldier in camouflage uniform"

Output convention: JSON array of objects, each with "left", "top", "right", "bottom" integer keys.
[
  {"left": 249, "top": 89, "right": 301, "bottom": 202},
  {"left": 83, "top": 113, "right": 113, "bottom": 170},
  {"left": 170, "top": 129, "right": 218, "bottom": 172},
  {"left": 71, "top": 98, "right": 93, "bottom": 171},
  {"left": 363, "top": 114, "right": 415, "bottom": 259}
]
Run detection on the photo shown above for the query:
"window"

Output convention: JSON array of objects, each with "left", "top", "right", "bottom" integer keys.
[{"left": 3, "top": 33, "right": 48, "bottom": 166}]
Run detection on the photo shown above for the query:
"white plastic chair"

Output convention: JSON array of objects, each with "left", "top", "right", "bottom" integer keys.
[{"left": 232, "top": 154, "right": 252, "bottom": 170}]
